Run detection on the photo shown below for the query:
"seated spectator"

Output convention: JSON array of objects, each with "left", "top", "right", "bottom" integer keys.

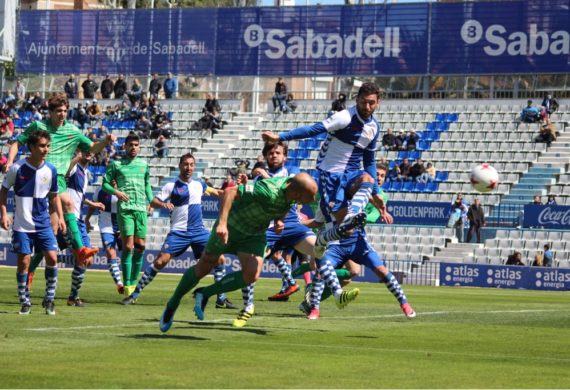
[
  {"left": 104, "top": 105, "right": 116, "bottom": 120},
  {"left": 381, "top": 128, "right": 397, "bottom": 151},
  {"left": 395, "top": 130, "right": 406, "bottom": 151},
  {"left": 399, "top": 157, "right": 412, "bottom": 181},
  {"left": 0, "top": 105, "right": 14, "bottom": 139},
  {"left": 135, "top": 115, "right": 153, "bottom": 138},
  {"left": 534, "top": 119, "right": 557, "bottom": 147},
  {"left": 271, "top": 77, "right": 288, "bottom": 113},
  {"left": 532, "top": 252, "right": 544, "bottom": 267},
  {"left": 203, "top": 93, "right": 221, "bottom": 116},
  {"left": 518, "top": 100, "right": 541, "bottom": 126},
  {"left": 3, "top": 89, "right": 15, "bottom": 104},
  {"left": 418, "top": 162, "right": 436, "bottom": 183},
  {"left": 546, "top": 195, "right": 557, "bottom": 205},
  {"left": 69, "top": 102, "right": 83, "bottom": 121},
  {"left": 150, "top": 112, "right": 172, "bottom": 139},
  {"left": 5, "top": 100, "right": 19, "bottom": 120},
  {"left": 92, "top": 144, "right": 110, "bottom": 167},
  {"left": 76, "top": 108, "right": 90, "bottom": 129},
  {"left": 532, "top": 195, "right": 542, "bottom": 205},
  {"left": 87, "top": 99, "right": 103, "bottom": 121},
  {"left": 543, "top": 244, "right": 554, "bottom": 267},
  {"left": 285, "top": 93, "right": 297, "bottom": 113},
  {"left": 153, "top": 135, "right": 169, "bottom": 158},
  {"left": 406, "top": 129, "right": 418, "bottom": 151},
  {"left": 506, "top": 251, "right": 525, "bottom": 266},
  {"left": 387, "top": 164, "right": 400, "bottom": 182},
  {"left": 408, "top": 158, "right": 425, "bottom": 182},
  {"left": 330, "top": 93, "right": 347, "bottom": 115},
  {"left": 26, "top": 92, "right": 43, "bottom": 111},
  {"left": 30, "top": 105, "right": 42, "bottom": 122}
]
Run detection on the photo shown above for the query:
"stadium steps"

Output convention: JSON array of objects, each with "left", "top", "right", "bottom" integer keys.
[
  {"left": 532, "top": 132, "right": 570, "bottom": 169},
  {"left": 430, "top": 242, "right": 483, "bottom": 263}
]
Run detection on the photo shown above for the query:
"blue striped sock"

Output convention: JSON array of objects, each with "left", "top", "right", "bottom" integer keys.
[
  {"left": 69, "top": 265, "right": 86, "bottom": 299},
  {"left": 382, "top": 272, "right": 407, "bottom": 304},
  {"left": 309, "top": 278, "right": 325, "bottom": 309},
  {"left": 44, "top": 266, "right": 58, "bottom": 302},
  {"left": 242, "top": 283, "right": 255, "bottom": 308},
  {"left": 213, "top": 264, "right": 226, "bottom": 302},
  {"left": 108, "top": 258, "right": 123, "bottom": 286},
  {"left": 275, "top": 258, "right": 295, "bottom": 290},
  {"left": 16, "top": 273, "right": 30, "bottom": 305},
  {"left": 349, "top": 181, "right": 373, "bottom": 215},
  {"left": 133, "top": 265, "right": 158, "bottom": 298},
  {"left": 317, "top": 259, "right": 342, "bottom": 298}
]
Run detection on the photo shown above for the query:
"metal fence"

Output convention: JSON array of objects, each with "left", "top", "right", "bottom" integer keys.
[{"left": 385, "top": 260, "right": 439, "bottom": 287}]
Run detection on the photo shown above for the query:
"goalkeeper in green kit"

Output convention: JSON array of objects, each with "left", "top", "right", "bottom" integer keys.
[{"left": 102, "top": 133, "right": 153, "bottom": 297}]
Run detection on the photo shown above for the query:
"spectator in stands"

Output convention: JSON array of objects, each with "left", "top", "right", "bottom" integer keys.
[
  {"left": 541, "top": 94, "right": 559, "bottom": 117},
  {"left": 64, "top": 74, "right": 79, "bottom": 99},
  {"left": 27, "top": 92, "right": 43, "bottom": 110},
  {"left": 149, "top": 73, "right": 162, "bottom": 99},
  {"left": 221, "top": 171, "right": 236, "bottom": 190},
  {"left": 104, "top": 105, "right": 116, "bottom": 120},
  {"left": 151, "top": 112, "right": 172, "bottom": 139},
  {"left": 543, "top": 244, "right": 554, "bottom": 267},
  {"left": 203, "top": 93, "right": 221, "bottom": 116},
  {"left": 506, "top": 251, "right": 525, "bottom": 266},
  {"left": 395, "top": 129, "right": 406, "bottom": 151},
  {"left": 82, "top": 74, "right": 98, "bottom": 99},
  {"left": 534, "top": 119, "right": 557, "bottom": 147},
  {"left": 114, "top": 74, "right": 128, "bottom": 100},
  {"left": 546, "top": 195, "right": 557, "bottom": 205},
  {"left": 100, "top": 75, "right": 114, "bottom": 99},
  {"left": 532, "top": 252, "right": 544, "bottom": 267},
  {"left": 532, "top": 195, "right": 542, "bottom": 205},
  {"left": 419, "top": 162, "right": 436, "bottom": 183},
  {"left": 450, "top": 193, "right": 468, "bottom": 242},
  {"left": 330, "top": 93, "right": 347, "bottom": 114},
  {"left": 381, "top": 128, "right": 397, "bottom": 151},
  {"left": 153, "top": 135, "right": 169, "bottom": 158},
  {"left": 87, "top": 99, "right": 103, "bottom": 122},
  {"left": 466, "top": 198, "right": 485, "bottom": 243},
  {"left": 136, "top": 114, "right": 153, "bottom": 139},
  {"left": 408, "top": 158, "right": 425, "bottom": 182},
  {"left": 517, "top": 100, "right": 541, "bottom": 127},
  {"left": 399, "top": 157, "right": 412, "bottom": 181},
  {"left": 406, "top": 129, "right": 418, "bottom": 151},
  {"left": 163, "top": 72, "right": 178, "bottom": 99},
  {"left": 76, "top": 108, "right": 90, "bottom": 129},
  {"left": 14, "top": 78, "right": 25, "bottom": 102},
  {"left": 30, "top": 105, "right": 42, "bottom": 122},
  {"left": 201, "top": 175, "right": 214, "bottom": 188},
  {"left": 3, "top": 90, "right": 15, "bottom": 104},
  {"left": 271, "top": 77, "right": 288, "bottom": 113},
  {"left": 129, "top": 79, "right": 143, "bottom": 104},
  {"left": 0, "top": 104, "right": 14, "bottom": 139},
  {"left": 5, "top": 100, "right": 18, "bottom": 121},
  {"left": 387, "top": 164, "right": 400, "bottom": 182},
  {"left": 285, "top": 93, "right": 297, "bottom": 113}
]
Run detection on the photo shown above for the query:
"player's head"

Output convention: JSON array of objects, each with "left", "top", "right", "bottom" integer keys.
[
  {"left": 376, "top": 163, "right": 388, "bottom": 186},
  {"left": 48, "top": 92, "right": 70, "bottom": 127},
  {"left": 287, "top": 173, "right": 317, "bottom": 205},
  {"left": 179, "top": 153, "right": 196, "bottom": 180},
  {"left": 76, "top": 150, "right": 93, "bottom": 165},
  {"left": 262, "top": 141, "right": 288, "bottom": 170},
  {"left": 27, "top": 130, "right": 51, "bottom": 161},
  {"left": 356, "top": 82, "right": 381, "bottom": 120},
  {"left": 125, "top": 133, "right": 141, "bottom": 158}
]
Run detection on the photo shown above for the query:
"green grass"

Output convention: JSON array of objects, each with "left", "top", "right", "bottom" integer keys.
[{"left": 0, "top": 266, "right": 569, "bottom": 389}]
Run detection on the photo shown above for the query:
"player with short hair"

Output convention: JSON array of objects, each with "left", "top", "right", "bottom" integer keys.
[
  {"left": 121, "top": 153, "right": 235, "bottom": 309},
  {"left": 4, "top": 92, "right": 115, "bottom": 263},
  {"left": 0, "top": 130, "right": 64, "bottom": 315},
  {"left": 102, "top": 132, "right": 153, "bottom": 297}
]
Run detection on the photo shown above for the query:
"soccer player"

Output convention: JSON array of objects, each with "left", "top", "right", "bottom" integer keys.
[
  {"left": 85, "top": 181, "right": 125, "bottom": 294},
  {"left": 4, "top": 92, "right": 115, "bottom": 263},
  {"left": 121, "top": 153, "right": 235, "bottom": 309},
  {"left": 262, "top": 82, "right": 382, "bottom": 252},
  {"left": 102, "top": 132, "right": 153, "bottom": 297},
  {"left": 300, "top": 164, "right": 416, "bottom": 320},
  {"left": 159, "top": 173, "right": 359, "bottom": 332},
  {"left": 0, "top": 130, "right": 65, "bottom": 315}
]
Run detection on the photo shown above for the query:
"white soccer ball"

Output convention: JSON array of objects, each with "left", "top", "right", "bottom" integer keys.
[{"left": 470, "top": 163, "right": 499, "bottom": 193}]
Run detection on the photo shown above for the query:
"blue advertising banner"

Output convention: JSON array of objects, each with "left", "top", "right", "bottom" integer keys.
[
  {"left": 386, "top": 201, "right": 452, "bottom": 226},
  {"left": 439, "top": 262, "right": 570, "bottom": 291},
  {"left": 430, "top": 0, "right": 570, "bottom": 74},
  {"left": 523, "top": 204, "right": 570, "bottom": 229}
]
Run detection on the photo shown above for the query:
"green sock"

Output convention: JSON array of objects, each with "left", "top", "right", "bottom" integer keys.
[
  {"left": 131, "top": 249, "right": 144, "bottom": 285},
  {"left": 167, "top": 266, "right": 200, "bottom": 310},
  {"left": 201, "top": 271, "right": 247, "bottom": 299},
  {"left": 29, "top": 252, "right": 44, "bottom": 273},
  {"left": 321, "top": 286, "right": 332, "bottom": 301},
  {"left": 336, "top": 269, "right": 352, "bottom": 279},
  {"left": 64, "top": 213, "right": 83, "bottom": 250},
  {"left": 121, "top": 250, "right": 133, "bottom": 286},
  {"left": 292, "top": 263, "right": 311, "bottom": 277}
]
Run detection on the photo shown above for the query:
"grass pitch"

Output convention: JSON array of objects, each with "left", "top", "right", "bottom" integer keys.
[{"left": 0, "top": 266, "right": 569, "bottom": 389}]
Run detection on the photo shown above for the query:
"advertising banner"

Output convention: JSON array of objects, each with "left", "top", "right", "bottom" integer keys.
[
  {"left": 386, "top": 201, "right": 452, "bottom": 226},
  {"left": 523, "top": 204, "right": 570, "bottom": 229},
  {"left": 439, "top": 262, "right": 570, "bottom": 291}
]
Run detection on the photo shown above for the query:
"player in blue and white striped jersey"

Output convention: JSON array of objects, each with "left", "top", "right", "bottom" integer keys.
[
  {"left": 0, "top": 130, "right": 64, "bottom": 315},
  {"left": 122, "top": 153, "right": 234, "bottom": 308}
]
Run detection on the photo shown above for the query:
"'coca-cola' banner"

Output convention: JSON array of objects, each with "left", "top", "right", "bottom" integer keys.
[{"left": 523, "top": 205, "right": 570, "bottom": 230}]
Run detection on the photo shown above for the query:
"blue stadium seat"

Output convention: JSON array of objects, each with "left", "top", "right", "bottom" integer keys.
[
  {"left": 426, "top": 182, "right": 438, "bottom": 192},
  {"left": 435, "top": 113, "right": 446, "bottom": 122},
  {"left": 390, "top": 181, "right": 402, "bottom": 192},
  {"left": 402, "top": 181, "right": 414, "bottom": 192},
  {"left": 435, "top": 171, "right": 448, "bottom": 182},
  {"left": 447, "top": 113, "right": 459, "bottom": 122},
  {"left": 414, "top": 182, "right": 427, "bottom": 192}
]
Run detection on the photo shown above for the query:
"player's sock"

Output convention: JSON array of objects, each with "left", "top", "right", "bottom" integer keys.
[
  {"left": 315, "top": 226, "right": 343, "bottom": 248},
  {"left": 201, "top": 271, "right": 247, "bottom": 299},
  {"left": 17, "top": 273, "right": 30, "bottom": 305},
  {"left": 121, "top": 249, "right": 133, "bottom": 286},
  {"left": 309, "top": 277, "right": 325, "bottom": 309},
  {"left": 133, "top": 265, "right": 158, "bottom": 297},
  {"left": 69, "top": 265, "right": 86, "bottom": 299},
  {"left": 44, "top": 266, "right": 58, "bottom": 302},
  {"left": 292, "top": 262, "right": 311, "bottom": 277},
  {"left": 108, "top": 258, "right": 123, "bottom": 286},
  {"left": 317, "top": 258, "right": 343, "bottom": 298},
  {"left": 64, "top": 213, "right": 84, "bottom": 250},
  {"left": 213, "top": 264, "right": 227, "bottom": 303},
  {"left": 241, "top": 283, "right": 255, "bottom": 308},
  {"left": 130, "top": 248, "right": 145, "bottom": 286},
  {"left": 167, "top": 266, "right": 199, "bottom": 311},
  {"left": 29, "top": 252, "right": 43, "bottom": 273},
  {"left": 382, "top": 272, "right": 408, "bottom": 304},
  {"left": 335, "top": 269, "right": 352, "bottom": 279},
  {"left": 348, "top": 181, "right": 373, "bottom": 216}
]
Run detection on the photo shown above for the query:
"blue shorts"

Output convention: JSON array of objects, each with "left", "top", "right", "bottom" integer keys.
[
  {"left": 57, "top": 219, "right": 91, "bottom": 250},
  {"left": 266, "top": 223, "right": 315, "bottom": 251},
  {"left": 101, "top": 232, "right": 122, "bottom": 251},
  {"left": 323, "top": 235, "right": 384, "bottom": 271},
  {"left": 161, "top": 229, "right": 209, "bottom": 258},
  {"left": 318, "top": 169, "right": 369, "bottom": 217},
  {"left": 12, "top": 228, "right": 59, "bottom": 255},
  {"left": 335, "top": 170, "right": 369, "bottom": 210}
]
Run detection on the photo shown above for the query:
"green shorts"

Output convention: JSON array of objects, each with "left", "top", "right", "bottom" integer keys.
[
  {"left": 205, "top": 222, "right": 266, "bottom": 257},
  {"left": 57, "top": 175, "right": 67, "bottom": 193},
  {"left": 118, "top": 210, "right": 148, "bottom": 239}
]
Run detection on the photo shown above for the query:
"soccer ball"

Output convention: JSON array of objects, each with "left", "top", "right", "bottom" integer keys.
[{"left": 470, "top": 164, "right": 499, "bottom": 193}]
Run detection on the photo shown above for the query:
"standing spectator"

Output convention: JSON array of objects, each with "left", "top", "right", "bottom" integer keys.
[
  {"left": 506, "top": 251, "right": 525, "bottom": 266},
  {"left": 100, "top": 75, "right": 114, "bottom": 99},
  {"left": 163, "top": 72, "right": 177, "bottom": 99},
  {"left": 15, "top": 79, "right": 25, "bottom": 103},
  {"left": 129, "top": 79, "right": 143, "bottom": 104},
  {"left": 114, "top": 74, "right": 128, "bottom": 100},
  {"left": 381, "top": 128, "right": 397, "bottom": 151},
  {"left": 153, "top": 135, "right": 169, "bottom": 158},
  {"left": 546, "top": 195, "right": 557, "bottom": 205},
  {"left": 450, "top": 193, "right": 467, "bottom": 242},
  {"left": 330, "top": 93, "right": 347, "bottom": 114},
  {"left": 543, "top": 244, "right": 554, "bottom": 267},
  {"left": 64, "top": 74, "right": 79, "bottom": 99},
  {"left": 271, "top": 77, "right": 287, "bottom": 113},
  {"left": 408, "top": 158, "right": 425, "bottom": 182},
  {"left": 406, "top": 129, "right": 418, "bottom": 151},
  {"left": 82, "top": 74, "right": 98, "bottom": 99},
  {"left": 466, "top": 198, "right": 486, "bottom": 243},
  {"left": 149, "top": 73, "right": 162, "bottom": 98}
]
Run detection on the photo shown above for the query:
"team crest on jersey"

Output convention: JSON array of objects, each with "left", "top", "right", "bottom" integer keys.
[
  {"left": 164, "top": 244, "right": 169, "bottom": 249},
  {"left": 40, "top": 175, "right": 49, "bottom": 183}
]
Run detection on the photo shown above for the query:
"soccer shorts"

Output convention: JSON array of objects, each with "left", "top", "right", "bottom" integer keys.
[
  {"left": 118, "top": 210, "right": 147, "bottom": 239},
  {"left": 101, "top": 231, "right": 122, "bottom": 251},
  {"left": 205, "top": 222, "right": 266, "bottom": 258},
  {"left": 57, "top": 219, "right": 91, "bottom": 250},
  {"left": 160, "top": 229, "right": 209, "bottom": 258},
  {"left": 11, "top": 228, "right": 59, "bottom": 255},
  {"left": 324, "top": 235, "right": 384, "bottom": 271},
  {"left": 266, "top": 222, "right": 314, "bottom": 251}
]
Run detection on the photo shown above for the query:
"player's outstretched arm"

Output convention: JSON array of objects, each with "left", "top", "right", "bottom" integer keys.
[
  {"left": 3, "top": 141, "right": 22, "bottom": 174},
  {"left": 150, "top": 196, "right": 174, "bottom": 210},
  {"left": 90, "top": 134, "right": 116, "bottom": 156}
]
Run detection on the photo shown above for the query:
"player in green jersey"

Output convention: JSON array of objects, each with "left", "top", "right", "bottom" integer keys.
[
  {"left": 102, "top": 132, "right": 153, "bottom": 297},
  {"left": 4, "top": 92, "right": 115, "bottom": 263}
]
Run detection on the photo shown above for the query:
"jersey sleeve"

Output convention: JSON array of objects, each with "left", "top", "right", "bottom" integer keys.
[
  {"left": 76, "top": 131, "right": 94, "bottom": 152},
  {"left": 156, "top": 182, "right": 174, "bottom": 202},
  {"left": 102, "top": 161, "right": 117, "bottom": 194},
  {"left": 144, "top": 164, "right": 153, "bottom": 202},
  {"left": 321, "top": 109, "right": 352, "bottom": 133},
  {"left": 16, "top": 121, "right": 39, "bottom": 145},
  {"left": 2, "top": 163, "right": 18, "bottom": 190}
]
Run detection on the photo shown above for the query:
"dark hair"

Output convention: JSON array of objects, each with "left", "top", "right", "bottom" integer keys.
[
  {"left": 125, "top": 132, "right": 140, "bottom": 145},
  {"left": 179, "top": 153, "right": 195, "bottom": 165},
  {"left": 376, "top": 163, "right": 388, "bottom": 173},
  {"left": 262, "top": 141, "right": 288, "bottom": 158},
  {"left": 48, "top": 92, "right": 70, "bottom": 112},
  {"left": 357, "top": 82, "right": 381, "bottom": 99},
  {"left": 27, "top": 130, "right": 51, "bottom": 148},
  {"left": 544, "top": 244, "right": 550, "bottom": 250}
]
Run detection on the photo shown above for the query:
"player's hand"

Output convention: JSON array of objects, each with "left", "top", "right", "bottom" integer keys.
[
  {"left": 58, "top": 218, "right": 67, "bottom": 234},
  {"left": 2, "top": 162, "right": 11, "bottom": 174},
  {"left": 1, "top": 215, "right": 11, "bottom": 230},
  {"left": 236, "top": 173, "right": 248, "bottom": 185},
  {"left": 85, "top": 220, "right": 93, "bottom": 232},
  {"left": 261, "top": 131, "right": 279, "bottom": 143},
  {"left": 92, "top": 202, "right": 105, "bottom": 211},
  {"left": 216, "top": 223, "right": 229, "bottom": 245},
  {"left": 273, "top": 219, "right": 285, "bottom": 234},
  {"left": 147, "top": 205, "right": 154, "bottom": 215},
  {"left": 381, "top": 211, "right": 394, "bottom": 225},
  {"left": 115, "top": 190, "right": 129, "bottom": 201},
  {"left": 163, "top": 202, "right": 174, "bottom": 210},
  {"left": 105, "top": 134, "right": 117, "bottom": 144}
]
